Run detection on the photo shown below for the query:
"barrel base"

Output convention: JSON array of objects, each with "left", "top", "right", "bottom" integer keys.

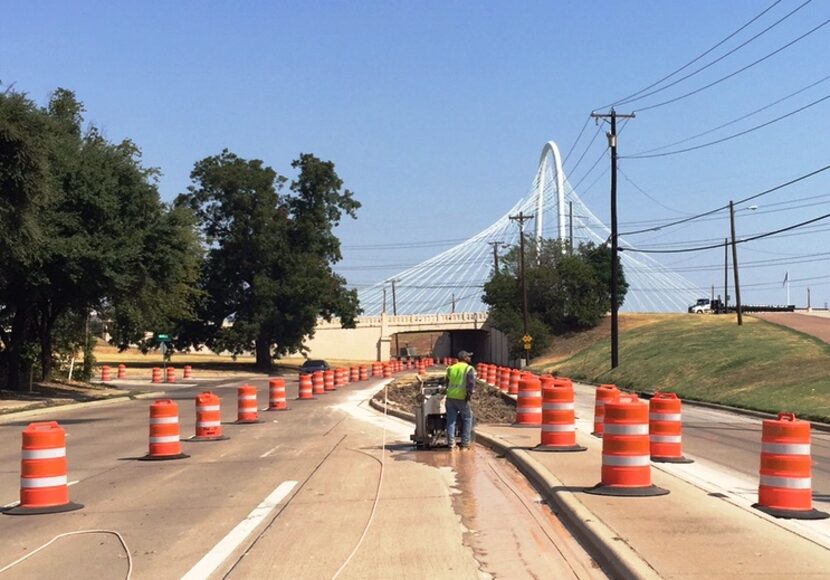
[
  {"left": 510, "top": 423, "right": 543, "bottom": 429},
  {"left": 4, "top": 501, "right": 84, "bottom": 516},
  {"left": 533, "top": 444, "right": 587, "bottom": 453},
  {"left": 585, "top": 483, "right": 669, "bottom": 497},
  {"left": 234, "top": 419, "right": 262, "bottom": 424},
  {"left": 265, "top": 407, "right": 291, "bottom": 412},
  {"left": 138, "top": 452, "right": 190, "bottom": 461},
  {"left": 652, "top": 455, "right": 694, "bottom": 464},
  {"left": 296, "top": 396, "right": 317, "bottom": 401},
  {"left": 591, "top": 431, "right": 602, "bottom": 438},
  {"left": 185, "top": 435, "right": 230, "bottom": 442},
  {"left": 753, "top": 504, "right": 830, "bottom": 520}
]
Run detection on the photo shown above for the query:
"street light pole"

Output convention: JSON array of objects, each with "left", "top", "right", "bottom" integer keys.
[{"left": 729, "top": 201, "right": 743, "bottom": 326}]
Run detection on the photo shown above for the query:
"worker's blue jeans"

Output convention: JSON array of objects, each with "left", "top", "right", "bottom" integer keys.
[{"left": 445, "top": 398, "right": 473, "bottom": 447}]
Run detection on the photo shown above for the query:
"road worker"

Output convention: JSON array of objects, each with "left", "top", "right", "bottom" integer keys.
[{"left": 444, "top": 350, "right": 475, "bottom": 450}]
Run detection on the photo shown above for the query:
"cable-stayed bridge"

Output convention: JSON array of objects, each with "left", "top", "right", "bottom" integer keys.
[{"left": 356, "top": 140, "right": 703, "bottom": 315}]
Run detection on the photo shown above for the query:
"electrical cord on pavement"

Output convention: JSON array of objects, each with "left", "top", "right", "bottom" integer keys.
[
  {"left": 330, "top": 382, "right": 389, "bottom": 580},
  {"left": 0, "top": 529, "right": 133, "bottom": 579}
]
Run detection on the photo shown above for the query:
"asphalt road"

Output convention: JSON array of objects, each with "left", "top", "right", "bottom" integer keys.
[
  {"left": 571, "top": 383, "right": 830, "bottom": 511},
  {"left": 0, "top": 375, "right": 602, "bottom": 580}
]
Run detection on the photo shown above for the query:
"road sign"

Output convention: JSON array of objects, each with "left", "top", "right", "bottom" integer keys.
[
  {"left": 521, "top": 334, "right": 533, "bottom": 344},
  {"left": 157, "top": 334, "right": 170, "bottom": 342}
]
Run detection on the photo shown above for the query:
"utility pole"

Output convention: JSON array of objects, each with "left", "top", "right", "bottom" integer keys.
[
  {"left": 391, "top": 279, "right": 399, "bottom": 357},
  {"left": 723, "top": 238, "right": 729, "bottom": 313},
  {"left": 711, "top": 284, "right": 714, "bottom": 304},
  {"left": 729, "top": 201, "right": 743, "bottom": 326},
  {"left": 510, "top": 211, "right": 534, "bottom": 361},
  {"left": 591, "top": 109, "right": 635, "bottom": 369},
  {"left": 488, "top": 241, "right": 502, "bottom": 274},
  {"left": 568, "top": 201, "right": 574, "bottom": 253},
  {"left": 808, "top": 287, "right": 812, "bottom": 310},
  {"left": 382, "top": 287, "right": 387, "bottom": 314},
  {"left": 451, "top": 293, "right": 456, "bottom": 314}
]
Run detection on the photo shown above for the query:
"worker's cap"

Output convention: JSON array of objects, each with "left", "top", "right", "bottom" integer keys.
[{"left": 458, "top": 350, "right": 473, "bottom": 359}]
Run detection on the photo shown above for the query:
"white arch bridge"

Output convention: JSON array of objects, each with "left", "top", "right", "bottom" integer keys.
[{"left": 305, "top": 139, "right": 703, "bottom": 362}]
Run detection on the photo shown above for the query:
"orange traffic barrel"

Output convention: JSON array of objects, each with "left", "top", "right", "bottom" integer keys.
[
  {"left": 586, "top": 395, "right": 667, "bottom": 497},
  {"left": 311, "top": 371, "right": 325, "bottom": 395},
  {"left": 359, "top": 365, "right": 368, "bottom": 381},
  {"left": 141, "top": 400, "right": 189, "bottom": 461},
  {"left": 649, "top": 392, "right": 693, "bottom": 464},
  {"left": 189, "top": 391, "right": 229, "bottom": 441},
  {"left": 323, "top": 370, "right": 335, "bottom": 391},
  {"left": 508, "top": 370, "right": 520, "bottom": 395},
  {"left": 183, "top": 365, "right": 192, "bottom": 379},
  {"left": 165, "top": 366, "right": 176, "bottom": 383},
  {"left": 753, "top": 413, "right": 828, "bottom": 519},
  {"left": 497, "top": 367, "right": 508, "bottom": 392},
  {"left": 267, "top": 378, "right": 288, "bottom": 411},
  {"left": 101, "top": 365, "right": 111, "bottom": 382},
  {"left": 350, "top": 366, "right": 359, "bottom": 383},
  {"left": 334, "top": 368, "right": 345, "bottom": 387},
  {"left": 514, "top": 374, "right": 542, "bottom": 426},
  {"left": 592, "top": 384, "right": 620, "bottom": 437},
  {"left": 298, "top": 373, "right": 315, "bottom": 400},
  {"left": 486, "top": 365, "right": 497, "bottom": 387},
  {"left": 536, "top": 379, "right": 586, "bottom": 453},
  {"left": 117, "top": 364, "right": 126, "bottom": 380},
  {"left": 372, "top": 363, "right": 382, "bottom": 377},
  {"left": 4, "top": 421, "right": 83, "bottom": 515},
  {"left": 236, "top": 385, "right": 259, "bottom": 423},
  {"left": 383, "top": 364, "right": 392, "bottom": 378},
  {"left": 151, "top": 367, "right": 162, "bottom": 383}
]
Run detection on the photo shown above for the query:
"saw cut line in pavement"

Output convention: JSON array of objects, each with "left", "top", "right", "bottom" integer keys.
[{"left": 220, "top": 434, "right": 348, "bottom": 579}]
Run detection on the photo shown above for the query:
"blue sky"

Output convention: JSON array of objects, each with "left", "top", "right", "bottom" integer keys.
[{"left": 3, "top": 1, "right": 829, "bottom": 309}]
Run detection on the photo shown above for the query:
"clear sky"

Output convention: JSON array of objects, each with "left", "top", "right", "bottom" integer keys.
[{"left": 2, "top": 1, "right": 829, "bottom": 309}]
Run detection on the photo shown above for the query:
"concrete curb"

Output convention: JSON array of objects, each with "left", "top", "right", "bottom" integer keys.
[
  {"left": 368, "top": 395, "right": 658, "bottom": 580},
  {"left": 0, "top": 390, "right": 166, "bottom": 424}
]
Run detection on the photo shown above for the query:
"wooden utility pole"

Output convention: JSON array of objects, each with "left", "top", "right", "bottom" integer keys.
[
  {"left": 382, "top": 287, "right": 387, "bottom": 314},
  {"left": 488, "top": 241, "right": 502, "bottom": 274},
  {"left": 391, "top": 279, "right": 399, "bottom": 357},
  {"left": 729, "top": 201, "right": 743, "bottom": 326},
  {"left": 591, "top": 109, "right": 635, "bottom": 369},
  {"left": 451, "top": 293, "right": 456, "bottom": 314},
  {"left": 510, "top": 211, "right": 534, "bottom": 360},
  {"left": 724, "top": 238, "right": 729, "bottom": 313}
]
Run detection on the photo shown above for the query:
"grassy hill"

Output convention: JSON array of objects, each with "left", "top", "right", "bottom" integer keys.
[{"left": 531, "top": 314, "right": 830, "bottom": 422}]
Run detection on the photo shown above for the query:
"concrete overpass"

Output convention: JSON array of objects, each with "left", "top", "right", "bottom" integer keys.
[{"left": 303, "top": 312, "right": 510, "bottom": 363}]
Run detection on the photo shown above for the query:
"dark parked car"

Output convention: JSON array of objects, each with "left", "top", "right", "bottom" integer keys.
[{"left": 299, "top": 359, "right": 330, "bottom": 374}]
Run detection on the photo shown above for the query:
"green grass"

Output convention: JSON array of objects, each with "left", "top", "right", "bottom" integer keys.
[{"left": 532, "top": 314, "right": 830, "bottom": 422}]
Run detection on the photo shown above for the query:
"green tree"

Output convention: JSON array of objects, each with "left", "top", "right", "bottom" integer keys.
[
  {"left": 177, "top": 150, "right": 360, "bottom": 371},
  {"left": 0, "top": 87, "right": 201, "bottom": 388},
  {"left": 482, "top": 239, "right": 627, "bottom": 358}
]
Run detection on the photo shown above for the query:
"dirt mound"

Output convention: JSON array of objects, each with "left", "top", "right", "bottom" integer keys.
[{"left": 375, "top": 373, "right": 515, "bottom": 424}]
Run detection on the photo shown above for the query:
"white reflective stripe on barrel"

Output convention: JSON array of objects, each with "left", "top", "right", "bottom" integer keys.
[
  {"left": 602, "top": 454, "right": 650, "bottom": 467},
  {"left": 543, "top": 402, "right": 574, "bottom": 411},
  {"left": 150, "top": 416, "right": 179, "bottom": 425},
  {"left": 603, "top": 424, "right": 649, "bottom": 435},
  {"left": 649, "top": 412, "right": 681, "bottom": 421},
  {"left": 197, "top": 405, "right": 220, "bottom": 412},
  {"left": 760, "top": 475, "right": 811, "bottom": 489},
  {"left": 516, "top": 407, "right": 542, "bottom": 414},
  {"left": 649, "top": 435, "right": 682, "bottom": 443},
  {"left": 542, "top": 424, "right": 575, "bottom": 432},
  {"left": 238, "top": 395, "right": 257, "bottom": 400},
  {"left": 197, "top": 420, "right": 221, "bottom": 428},
  {"left": 762, "top": 442, "right": 811, "bottom": 455},
  {"left": 270, "top": 396, "right": 286, "bottom": 401},
  {"left": 21, "top": 447, "right": 66, "bottom": 460},
  {"left": 150, "top": 435, "right": 180, "bottom": 443},
  {"left": 518, "top": 391, "right": 542, "bottom": 398},
  {"left": 20, "top": 475, "right": 68, "bottom": 488}
]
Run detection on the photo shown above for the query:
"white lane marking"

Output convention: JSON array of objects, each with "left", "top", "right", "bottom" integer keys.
[
  {"left": 2, "top": 479, "right": 80, "bottom": 508},
  {"left": 259, "top": 445, "right": 281, "bottom": 458},
  {"left": 180, "top": 480, "right": 298, "bottom": 580}
]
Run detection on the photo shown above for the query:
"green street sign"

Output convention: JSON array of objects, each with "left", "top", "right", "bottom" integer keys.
[{"left": 157, "top": 334, "right": 170, "bottom": 341}]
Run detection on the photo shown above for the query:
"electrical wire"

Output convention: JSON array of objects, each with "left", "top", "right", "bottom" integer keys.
[
  {"left": 625, "top": 92, "right": 830, "bottom": 158},
  {"left": 634, "top": 14, "right": 830, "bottom": 113},
  {"left": 600, "top": 0, "right": 785, "bottom": 109}
]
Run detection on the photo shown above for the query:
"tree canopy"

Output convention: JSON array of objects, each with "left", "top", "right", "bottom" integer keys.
[
  {"left": 175, "top": 150, "right": 360, "bottom": 370},
  {"left": 482, "top": 239, "right": 628, "bottom": 359}
]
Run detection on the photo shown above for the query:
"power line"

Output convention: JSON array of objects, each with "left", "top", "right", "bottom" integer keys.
[
  {"left": 621, "top": 211, "right": 830, "bottom": 254},
  {"left": 619, "top": 163, "right": 830, "bottom": 236},
  {"left": 634, "top": 14, "right": 830, "bottom": 113},
  {"left": 600, "top": 0, "right": 785, "bottom": 109},
  {"left": 625, "top": 92, "right": 830, "bottom": 159}
]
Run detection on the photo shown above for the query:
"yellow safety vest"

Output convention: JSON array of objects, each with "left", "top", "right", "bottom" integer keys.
[{"left": 446, "top": 362, "right": 473, "bottom": 400}]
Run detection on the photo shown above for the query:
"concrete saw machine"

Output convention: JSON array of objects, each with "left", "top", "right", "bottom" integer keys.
[{"left": 410, "top": 376, "right": 448, "bottom": 449}]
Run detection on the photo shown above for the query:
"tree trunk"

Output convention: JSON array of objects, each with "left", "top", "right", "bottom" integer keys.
[
  {"left": 255, "top": 331, "right": 272, "bottom": 372},
  {"left": 39, "top": 322, "right": 53, "bottom": 382},
  {"left": 6, "top": 307, "right": 29, "bottom": 391}
]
